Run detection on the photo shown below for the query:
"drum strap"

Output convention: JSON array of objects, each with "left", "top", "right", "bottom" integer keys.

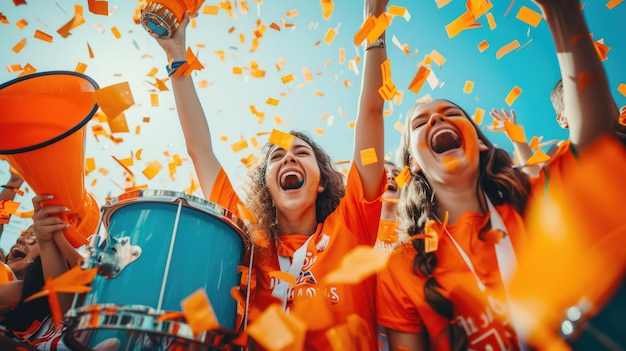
[{"left": 272, "top": 235, "right": 315, "bottom": 312}]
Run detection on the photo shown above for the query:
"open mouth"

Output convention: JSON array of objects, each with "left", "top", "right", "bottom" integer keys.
[
  {"left": 9, "top": 246, "right": 27, "bottom": 261},
  {"left": 386, "top": 183, "right": 398, "bottom": 192},
  {"left": 280, "top": 171, "right": 304, "bottom": 190},
  {"left": 431, "top": 128, "right": 462, "bottom": 154}
]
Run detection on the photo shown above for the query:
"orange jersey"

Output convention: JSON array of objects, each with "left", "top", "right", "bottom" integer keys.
[
  {"left": 512, "top": 135, "right": 626, "bottom": 347},
  {"left": 377, "top": 204, "right": 526, "bottom": 351},
  {"left": 0, "top": 262, "right": 16, "bottom": 285},
  {"left": 211, "top": 164, "right": 385, "bottom": 350}
]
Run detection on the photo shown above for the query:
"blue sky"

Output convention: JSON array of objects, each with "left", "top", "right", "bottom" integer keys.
[{"left": 0, "top": 0, "right": 625, "bottom": 250}]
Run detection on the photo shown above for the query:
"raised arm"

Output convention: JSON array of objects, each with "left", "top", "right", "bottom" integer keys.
[
  {"left": 154, "top": 14, "right": 223, "bottom": 198},
  {"left": 354, "top": 0, "right": 388, "bottom": 201},
  {"left": 31, "top": 194, "right": 74, "bottom": 313},
  {"left": 535, "top": 0, "right": 618, "bottom": 150}
]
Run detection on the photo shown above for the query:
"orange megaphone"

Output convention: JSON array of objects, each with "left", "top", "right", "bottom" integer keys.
[
  {"left": 141, "top": 0, "right": 206, "bottom": 39},
  {"left": 0, "top": 71, "right": 101, "bottom": 248}
]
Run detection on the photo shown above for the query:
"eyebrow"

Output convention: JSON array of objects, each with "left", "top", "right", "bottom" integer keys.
[{"left": 269, "top": 143, "right": 312, "bottom": 155}]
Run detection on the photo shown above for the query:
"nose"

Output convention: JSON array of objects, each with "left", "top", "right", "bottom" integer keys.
[
  {"left": 282, "top": 151, "right": 297, "bottom": 164},
  {"left": 428, "top": 113, "right": 447, "bottom": 127}
]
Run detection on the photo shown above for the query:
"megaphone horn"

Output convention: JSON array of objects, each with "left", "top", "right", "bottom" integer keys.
[{"left": 0, "top": 71, "right": 101, "bottom": 248}]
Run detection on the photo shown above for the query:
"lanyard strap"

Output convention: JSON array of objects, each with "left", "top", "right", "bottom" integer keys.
[{"left": 271, "top": 235, "right": 314, "bottom": 311}]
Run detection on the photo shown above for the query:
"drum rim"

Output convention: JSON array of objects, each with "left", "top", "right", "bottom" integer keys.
[
  {"left": 102, "top": 189, "right": 248, "bottom": 242},
  {"left": 64, "top": 303, "right": 235, "bottom": 348}
]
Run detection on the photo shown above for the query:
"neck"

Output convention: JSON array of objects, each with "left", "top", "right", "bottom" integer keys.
[
  {"left": 276, "top": 205, "right": 319, "bottom": 237},
  {"left": 432, "top": 178, "right": 486, "bottom": 224},
  {"left": 380, "top": 203, "right": 398, "bottom": 221}
]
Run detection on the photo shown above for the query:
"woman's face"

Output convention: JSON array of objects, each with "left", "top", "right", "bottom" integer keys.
[
  {"left": 265, "top": 136, "right": 322, "bottom": 216},
  {"left": 407, "top": 100, "right": 485, "bottom": 184},
  {"left": 383, "top": 163, "right": 401, "bottom": 200},
  {"left": 6, "top": 226, "right": 39, "bottom": 277}
]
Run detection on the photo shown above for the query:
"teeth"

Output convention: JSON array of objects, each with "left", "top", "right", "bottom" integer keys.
[{"left": 432, "top": 128, "right": 459, "bottom": 140}]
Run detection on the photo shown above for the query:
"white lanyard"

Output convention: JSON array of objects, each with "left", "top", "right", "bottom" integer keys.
[
  {"left": 443, "top": 195, "right": 523, "bottom": 349},
  {"left": 271, "top": 235, "right": 314, "bottom": 311}
]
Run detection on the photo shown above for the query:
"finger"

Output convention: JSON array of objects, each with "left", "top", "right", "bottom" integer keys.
[
  {"left": 32, "top": 194, "right": 54, "bottom": 211},
  {"left": 35, "top": 205, "right": 69, "bottom": 219},
  {"left": 510, "top": 110, "right": 517, "bottom": 122}
]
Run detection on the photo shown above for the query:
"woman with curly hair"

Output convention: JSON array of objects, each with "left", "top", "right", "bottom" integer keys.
[{"left": 152, "top": 0, "right": 389, "bottom": 348}]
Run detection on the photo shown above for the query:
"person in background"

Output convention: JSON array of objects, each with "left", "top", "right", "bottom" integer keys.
[
  {"left": 374, "top": 160, "right": 407, "bottom": 253},
  {"left": 151, "top": 0, "right": 389, "bottom": 349},
  {"left": 0, "top": 170, "right": 25, "bottom": 243}
]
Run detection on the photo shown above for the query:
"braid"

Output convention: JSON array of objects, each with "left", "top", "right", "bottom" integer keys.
[{"left": 399, "top": 173, "right": 468, "bottom": 350}]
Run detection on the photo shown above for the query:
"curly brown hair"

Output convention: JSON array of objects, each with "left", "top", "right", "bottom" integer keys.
[
  {"left": 240, "top": 130, "right": 345, "bottom": 246},
  {"left": 396, "top": 100, "right": 530, "bottom": 350}
]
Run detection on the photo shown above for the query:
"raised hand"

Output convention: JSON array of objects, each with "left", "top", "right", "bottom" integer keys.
[
  {"left": 154, "top": 12, "right": 190, "bottom": 60},
  {"left": 31, "top": 194, "right": 69, "bottom": 244},
  {"left": 490, "top": 108, "right": 517, "bottom": 125}
]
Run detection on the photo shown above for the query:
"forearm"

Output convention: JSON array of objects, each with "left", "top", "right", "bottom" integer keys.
[
  {"left": 39, "top": 239, "right": 73, "bottom": 312},
  {"left": 512, "top": 141, "right": 541, "bottom": 177},
  {"left": 354, "top": 1, "right": 388, "bottom": 201},
  {"left": 541, "top": 4, "right": 616, "bottom": 149}
]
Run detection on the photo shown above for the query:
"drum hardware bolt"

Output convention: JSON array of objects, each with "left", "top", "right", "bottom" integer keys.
[{"left": 559, "top": 297, "right": 592, "bottom": 340}]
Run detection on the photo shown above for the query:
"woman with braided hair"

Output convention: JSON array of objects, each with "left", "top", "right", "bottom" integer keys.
[{"left": 377, "top": 99, "right": 530, "bottom": 351}]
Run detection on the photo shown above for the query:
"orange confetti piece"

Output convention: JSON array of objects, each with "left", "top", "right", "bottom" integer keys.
[
  {"left": 111, "top": 26, "right": 121, "bottom": 39},
  {"left": 324, "top": 246, "right": 389, "bottom": 284},
  {"left": 395, "top": 166, "right": 411, "bottom": 189},
  {"left": 150, "top": 93, "right": 159, "bottom": 107},
  {"left": 505, "top": 86, "right": 522, "bottom": 106},
  {"left": 34, "top": 30, "right": 53, "bottom": 42},
  {"left": 618, "top": 83, "right": 626, "bottom": 97},
  {"left": 247, "top": 304, "right": 306, "bottom": 351},
  {"left": 87, "top": 42, "right": 94, "bottom": 58},
  {"left": 87, "top": 0, "right": 108, "bottom": 15},
  {"left": 15, "top": 19, "right": 27, "bottom": 28},
  {"left": 463, "top": 81, "right": 474, "bottom": 94},
  {"left": 408, "top": 66, "right": 430, "bottom": 94},
  {"left": 266, "top": 97, "right": 279, "bottom": 106},
  {"left": 85, "top": 158, "right": 96, "bottom": 175},
  {"left": 231, "top": 137, "right": 249, "bottom": 153},
  {"left": 236, "top": 202, "right": 257, "bottom": 224},
  {"left": 203, "top": 5, "right": 219, "bottom": 14},
  {"left": 321, "top": 0, "right": 334, "bottom": 20},
  {"left": 324, "top": 27, "right": 338, "bottom": 44},
  {"left": 25, "top": 266, "right": 97, "bottom": 326},
  {"left": 142, "top": 160, "right": 163, "bottom": 180},
  {"left": 478, "top": 39, "right": 490, "bottom": 52},
  {"left": 57, "top": 5, "right": 86, "bottom": 38},
  {"left": 268, "top": 129, "right": 294, "bottom": 151},
  {"left": 503, "top": 120, "right": 527, "bottom": 143},
  {"left": 75, "top": 62, "right": 87, "bottom": 74},
  {"left": 473, "top": 107, "right": 485, "bottom": 125},
  {"left": 486, "top": 12, "right": 497, "bottom": 30},
  {"left": 181, "top": 289, "right": 220, "bottom": 334},
  {"left": 516, "top": 6, "right": 543, "bottom": 27},
  {"left": 525, "top": 149, "right": 550, "bottom": 166},
  {"left": 496, "top": 40, "right": 521, "bottom": 59},
  {"left": 593, "top": 39, "right": 610, "bottom": 61},
  {"left": 429, "top": 50, "right": 446, "bottom": 68},
  {"left": 93, "top": 81, "right": 135, "bottom": 119},
  {"left": 12, "top": 38, "right": 26, "bottom": 53},
  {"left": 107, "top": 113, "right": 129, "bottom": 133},
  {"left": 359, "top": 148, "right": 378, "bottom": 166},
  {"left": 7, "top": 64, "right": 22, "bottom": 72},
  {"left": 281, "top": 73, "right": 295, "bottom": 84},
  {"left": 606, "top": 0, "right": 623, "bottom": 9},
  {"left": 437, "top": 0, "right": 452, "bottom": 8}
]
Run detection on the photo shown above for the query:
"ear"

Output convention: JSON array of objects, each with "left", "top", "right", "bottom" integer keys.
[
  {"left": 408, "top": 154, "right": 421, "bottom": 174},
  {"left": 556, "top": 113, "right": 569, "bottom": 129},
  {"left": 478, "top": 139, "right": 489, "bottom": 152}
]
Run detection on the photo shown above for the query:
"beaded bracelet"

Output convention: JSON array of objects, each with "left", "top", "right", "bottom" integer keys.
[
  {"left": 166, "top": 60, "right": 187, "bottom": 77},
  {"left": 365, "top": 36, "right": 386, "bottom": 51}
]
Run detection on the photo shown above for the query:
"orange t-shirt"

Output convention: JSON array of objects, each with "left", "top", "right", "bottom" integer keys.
[
  {"left": 210, "top": 164, "right": 386, "bottom": 351},
  {"left": 377, "top": 204, "right": 525, "bottom": 351},
  {"left": 0, "top": 262, "right": 16, "bottom": 285}
]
